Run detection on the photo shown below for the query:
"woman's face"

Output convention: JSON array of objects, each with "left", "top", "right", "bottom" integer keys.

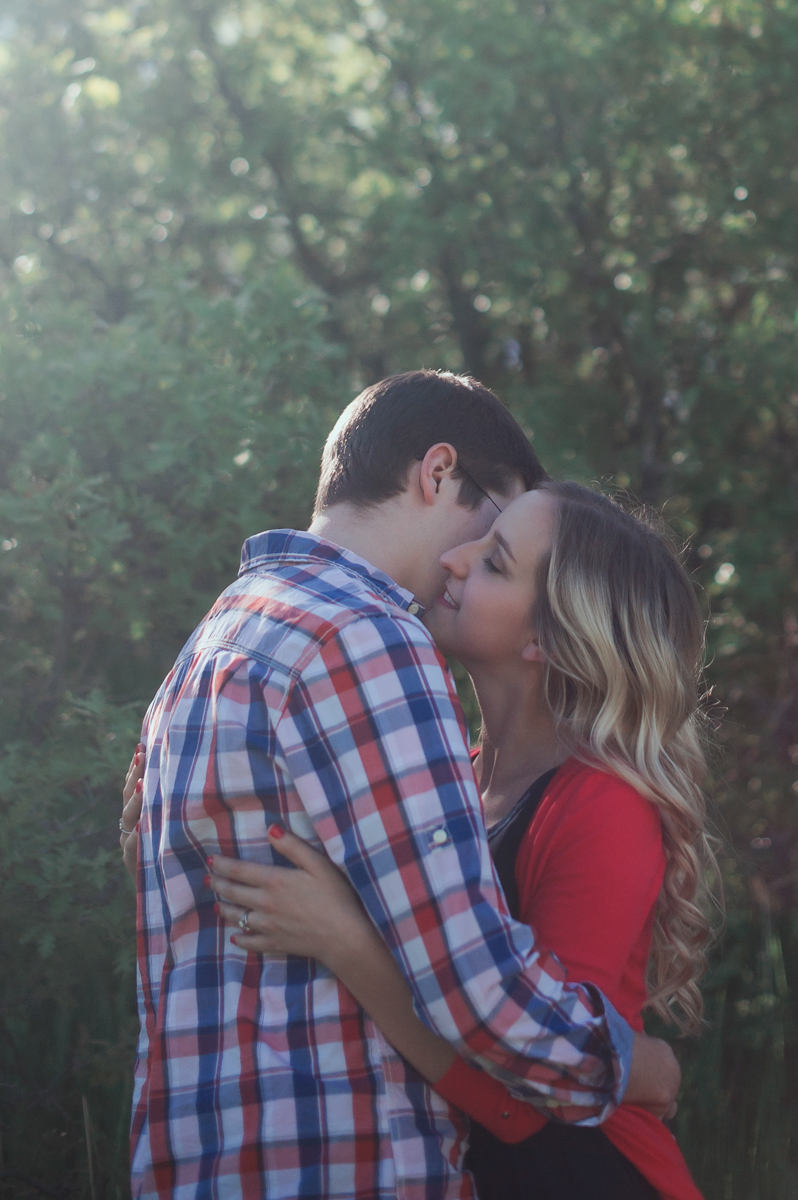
[{"left": 425, "top": 489, "right": 558, "bottom": 670}]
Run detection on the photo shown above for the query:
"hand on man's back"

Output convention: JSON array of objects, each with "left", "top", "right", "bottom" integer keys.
[{"left": 120, "top": 745, "right": 145, "bottom": 881}]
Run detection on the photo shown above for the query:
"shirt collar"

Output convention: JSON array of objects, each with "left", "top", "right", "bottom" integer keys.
[{"left": 238, "top": 529, "right": 425, "bottom": 618}]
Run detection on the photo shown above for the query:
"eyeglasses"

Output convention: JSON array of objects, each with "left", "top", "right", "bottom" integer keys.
[{"left": 458, "top": 465, "right": 503, "bottom": 515}]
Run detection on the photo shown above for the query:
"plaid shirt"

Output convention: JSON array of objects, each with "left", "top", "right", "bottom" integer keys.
[{"left": 131, "top": 530, "right": 632, "bottom": 1200}]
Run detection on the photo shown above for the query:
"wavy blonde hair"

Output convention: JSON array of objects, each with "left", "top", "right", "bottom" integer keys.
[{"left": 534, "top": 481, "right": 718, "bottom": 1034}]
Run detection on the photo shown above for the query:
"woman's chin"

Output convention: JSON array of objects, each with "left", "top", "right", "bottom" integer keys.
[
  {"left": 424, "top": 616, "right": 492, "bottom": 674},
  {"left": 423, "top": 610, "right": 457, "bottom": 655}
]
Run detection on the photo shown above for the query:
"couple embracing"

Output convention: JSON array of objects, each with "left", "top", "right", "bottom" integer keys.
[{"left": 121, "top": 371, "right": 711, "bottom": 1200}]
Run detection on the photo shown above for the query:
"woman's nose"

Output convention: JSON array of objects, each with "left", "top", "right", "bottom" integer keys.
[{"left": 440, "top": 541, "right": 471, "bottom": 578}]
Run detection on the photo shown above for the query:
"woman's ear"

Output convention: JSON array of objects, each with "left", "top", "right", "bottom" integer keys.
[{"left": 521, "top": 636, "right": 547, "bottom": 664}]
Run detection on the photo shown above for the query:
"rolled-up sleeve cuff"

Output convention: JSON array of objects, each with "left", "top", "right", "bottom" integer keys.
[{"left": 600, "top": 991, "right": 635, "bottom": 1109}]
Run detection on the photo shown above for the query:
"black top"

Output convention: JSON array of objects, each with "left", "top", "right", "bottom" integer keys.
[{"left": 489, "top": 768, "right": 559, "bottom": 921}]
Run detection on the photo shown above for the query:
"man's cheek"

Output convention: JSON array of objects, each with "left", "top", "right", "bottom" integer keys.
[{"left": 466, "top": 512, "right": 495, "bottom": 541}]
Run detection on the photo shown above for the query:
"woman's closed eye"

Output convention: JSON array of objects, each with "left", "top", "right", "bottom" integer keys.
[{"left": 483, "top": 556, "right": 502, "bottom": 575}]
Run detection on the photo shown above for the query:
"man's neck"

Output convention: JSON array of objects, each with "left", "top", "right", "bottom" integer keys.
[{"left": 308, "top": 501, "right": 415, "bottom": 594}]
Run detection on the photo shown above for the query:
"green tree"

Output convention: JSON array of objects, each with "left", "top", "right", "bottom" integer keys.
[{"left": 0, "top": 0, "right": 796, "bottom": 1195}]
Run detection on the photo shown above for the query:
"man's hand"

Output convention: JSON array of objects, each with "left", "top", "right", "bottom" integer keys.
[
  {"left": 120, "top": 743, "right": 145, "bottom": 880},
  {"left": 623, "top": 1031, "right": 681, "bottom": 1120}
]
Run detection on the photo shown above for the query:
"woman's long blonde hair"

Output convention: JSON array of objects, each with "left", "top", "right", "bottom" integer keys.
[{"left": 534, "top": 481, "right": 718, "bottom": 1034}]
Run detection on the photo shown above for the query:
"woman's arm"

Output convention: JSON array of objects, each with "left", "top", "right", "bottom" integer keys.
[{"left": 210, "top": 830, "right": 456, "bottom": 1086}]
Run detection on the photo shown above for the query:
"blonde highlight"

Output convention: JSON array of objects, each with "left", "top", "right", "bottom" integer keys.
[{"left": 535, "top": 481, "right": 719, "bottom": 1035}]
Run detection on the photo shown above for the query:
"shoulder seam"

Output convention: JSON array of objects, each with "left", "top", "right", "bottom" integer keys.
[{"left": 276, "top": 608, "right": 440, "bottom": 722}]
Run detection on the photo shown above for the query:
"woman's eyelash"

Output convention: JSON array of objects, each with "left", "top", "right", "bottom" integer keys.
[{"left": 483, "top": 556, "right": 501, "bottom": 574}]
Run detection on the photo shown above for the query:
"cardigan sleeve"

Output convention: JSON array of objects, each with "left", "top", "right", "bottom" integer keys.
[{"left": 434, "top": 1053, "right": 547, "bottom": 1142}]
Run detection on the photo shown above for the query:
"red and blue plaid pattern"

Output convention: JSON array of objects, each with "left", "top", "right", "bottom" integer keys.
[{"left": 131, "top": 530, "right": 631, "bottom": 1200}]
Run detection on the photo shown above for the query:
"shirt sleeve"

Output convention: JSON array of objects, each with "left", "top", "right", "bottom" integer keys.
[{"left": 274, "top": 613, "right": 632, "bottom": 1119}]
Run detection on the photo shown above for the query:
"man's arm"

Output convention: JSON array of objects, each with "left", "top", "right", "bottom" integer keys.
[
  {"left": 625, "top": 1033, "right": 680, "bottom": 1118},
  {"left": 273, "top": 613, "right": 633, "bottom": 1120},
  {"left": 210, "top": 832, "right": 679, "bottom": 1121}
]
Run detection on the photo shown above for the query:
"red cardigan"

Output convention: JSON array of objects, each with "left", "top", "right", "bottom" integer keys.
[{"left": 434, "top": 759, "right": 703, "bottom": 1200}]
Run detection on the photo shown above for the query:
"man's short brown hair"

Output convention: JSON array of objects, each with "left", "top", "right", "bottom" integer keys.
[{"left": 314, "top": 370, "right": 547, "bottom": 515}]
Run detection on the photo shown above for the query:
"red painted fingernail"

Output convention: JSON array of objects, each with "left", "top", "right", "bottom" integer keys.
[
  {"left": 213, "top": 902, "right": 220, "bottom": 915},
  {"left": 135, "top": 779, "right": 143, "bottom": 793},
  {"left": 207, "top": 856, "right": 214, "bottom": 867},
  {"left": 230, "top": 935, "right": 237, "bottom": 945},
  {"left": 268, "top": 824, "right": 285, "bottom": 840},
  {"left": 203, "top": 875, "right": 211, "bottom": 888},
  {"left": 136, "top": 821, "right": 140, "bottom": 832}
]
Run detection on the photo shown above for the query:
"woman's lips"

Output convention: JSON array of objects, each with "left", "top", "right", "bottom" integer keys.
[{"left": 437, "top": 588, "right": 460, "bottom": 610}]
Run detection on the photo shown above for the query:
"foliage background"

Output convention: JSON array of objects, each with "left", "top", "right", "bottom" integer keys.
[{"left": 0, "top": 0, "right": 796, "bottom": 1196}]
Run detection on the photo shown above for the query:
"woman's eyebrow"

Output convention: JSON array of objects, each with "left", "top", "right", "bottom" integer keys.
[{"left": 494, "top": 531, "right": 516, "bottom": 562}]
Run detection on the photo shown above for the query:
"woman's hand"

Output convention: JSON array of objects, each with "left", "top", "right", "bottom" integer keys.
[
  {"left": 120, "top": 743, "right": 145, "bottom": 880},
  {"left": 212, "top": 828, "right": 459, "bottom": 1085},
  {"left": 210, "top": 828, "right": 372, "bottom": 968}
]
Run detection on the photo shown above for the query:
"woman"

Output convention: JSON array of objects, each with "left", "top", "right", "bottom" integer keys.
[{"left": 122, "top": 482, "right": 714, "bottom": 1199}]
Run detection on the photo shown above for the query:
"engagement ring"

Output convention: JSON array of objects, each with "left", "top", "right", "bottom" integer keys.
[{"left": 239, "top": 911, "right": 253, "bottom": 934}]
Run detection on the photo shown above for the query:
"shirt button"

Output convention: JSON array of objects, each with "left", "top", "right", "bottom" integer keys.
[
  {"left": 407, "top": 602, "right": 421, "bottom": 616},
  {"left": 432, "top": 828, "right": 448, "bottom": 845}
]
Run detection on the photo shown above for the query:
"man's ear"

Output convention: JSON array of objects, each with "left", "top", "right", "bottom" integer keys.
[
  {"left": 418, "top": 443, "right": 458, "bottom": 506},
  {"left": 521, "top": 637, "right": 547, "bottom": 664}
]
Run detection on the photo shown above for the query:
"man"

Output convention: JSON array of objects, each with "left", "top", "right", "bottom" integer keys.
[{"left": 123, "top": 371, "right": 678, "bottom": 1199}]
